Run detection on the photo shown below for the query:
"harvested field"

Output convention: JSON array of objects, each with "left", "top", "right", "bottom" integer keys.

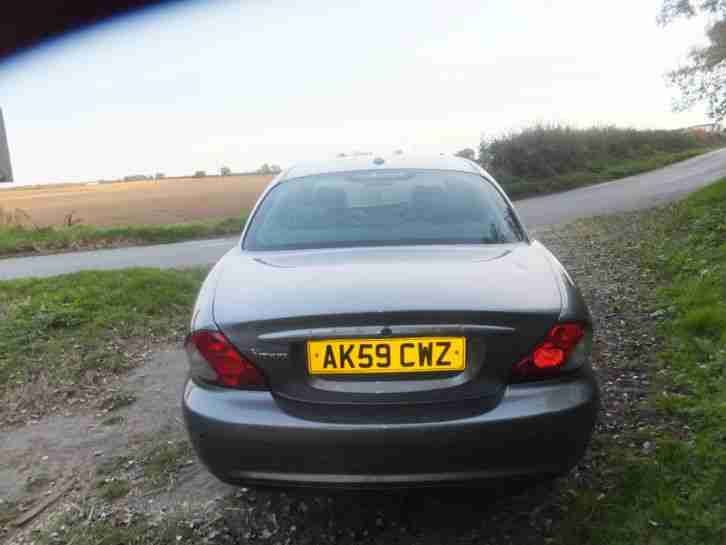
[{"left": 0, "top": 175, "right": 274, "bottom": 227}]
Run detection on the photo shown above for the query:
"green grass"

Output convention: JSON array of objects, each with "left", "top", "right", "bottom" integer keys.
[
  {"left": 142, "top": 438, "right": 194, "bottom": 488},
  {"left": 96, "top": 478, "right": 130, "bottom": 501},
  {"left": 557, "top": 179, "right": 726, "bottom": 544},
  {"left": 0, "top": 268, "right": 205, "bottom": 409},
  {"left": 91, "top": 436, "right": 193, "bottom": 499},
  {"left": 99, "top": 391, "right": 138, "bottom": 412},
  {"left": 502, "top": 147, "right": 717, "bottom": 199},
  {"left": 0, "top": 214, "right": 245, "bottom": 257}
]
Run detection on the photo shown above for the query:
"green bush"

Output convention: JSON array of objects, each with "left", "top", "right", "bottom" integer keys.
[{"left": 478, "top": 124, "right": 724, "bottom": 198}]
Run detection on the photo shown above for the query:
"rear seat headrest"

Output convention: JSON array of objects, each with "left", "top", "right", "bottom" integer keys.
[{"left": 315, "top": 186, "right": 348, "bottom": 209}]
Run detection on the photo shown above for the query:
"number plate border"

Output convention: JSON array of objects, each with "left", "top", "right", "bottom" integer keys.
[{"left": 306, "top": 336, "right": 467, "bottom": 375}]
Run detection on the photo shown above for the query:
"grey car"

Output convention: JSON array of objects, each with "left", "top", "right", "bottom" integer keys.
[{"left": 182, "top": 154, "right": 599, "bottom": 488}]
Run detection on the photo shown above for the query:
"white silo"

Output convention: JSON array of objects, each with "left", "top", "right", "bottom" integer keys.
[{"left": 0, "top": 107, "right": 13, "bottom": 182}]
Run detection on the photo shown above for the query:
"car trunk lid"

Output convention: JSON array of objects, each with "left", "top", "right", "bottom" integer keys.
[{"left": 213, "top": 244, "right": 561, "bottom": 420}]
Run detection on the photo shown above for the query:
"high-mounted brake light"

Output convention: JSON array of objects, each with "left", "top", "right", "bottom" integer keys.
[
  {"left": 185, "top": 331, "right": 266, "bottom": 388},
  {"left": 512, "top": 323, "right": 586, "bottom": 380}
]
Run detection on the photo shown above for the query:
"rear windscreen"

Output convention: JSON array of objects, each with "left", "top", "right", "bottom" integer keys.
[{"left": 243, "top": 169, "right": 525, "bottom": 251}]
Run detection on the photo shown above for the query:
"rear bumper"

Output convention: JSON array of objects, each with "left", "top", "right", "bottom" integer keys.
[{"left": 182, "top": 369, "right": 599, "bottom": 488}]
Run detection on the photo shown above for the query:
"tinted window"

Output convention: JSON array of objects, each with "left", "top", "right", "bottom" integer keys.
[{"left": 243, "top": 169, "right": 525, "bottom": 251}]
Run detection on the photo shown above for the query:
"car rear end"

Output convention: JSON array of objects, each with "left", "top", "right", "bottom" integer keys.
[
  {"left": 182, "top": 315, "right": 597, "bottom": 486},
  {"left": 181, "top": 161, "right": 599, "bottom": 487}
]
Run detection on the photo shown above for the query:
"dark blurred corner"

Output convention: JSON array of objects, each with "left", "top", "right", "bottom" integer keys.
[{"left": 0, "top": 0, "right": 173, "bottom": 60}]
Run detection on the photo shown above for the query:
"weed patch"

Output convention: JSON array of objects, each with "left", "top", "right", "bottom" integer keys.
[
  {"left": 142, "top": 438, "right": 194, "bottom": 489},
  {"left": 0, "top": 268, "right": 205, "bottom": 426},
  {"left": 98, "top": 391, "right": 137, "bottom": 412},
  {"left": 96, "top": 478, "right": 130, "bottom": 501}
]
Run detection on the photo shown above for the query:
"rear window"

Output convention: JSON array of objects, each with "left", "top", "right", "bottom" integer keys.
[{"left": 243, "top": 169, "right": 525, "bottom": 251}]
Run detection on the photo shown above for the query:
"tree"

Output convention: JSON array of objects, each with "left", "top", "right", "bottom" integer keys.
[
  {"left": 455, "top": 148, "right": 476, "bottom": 161},
  {"left": 255, "top": 164, "right": 281, "bottom": 175},
  {"left": 220, "top": 166, "right": 231, "bottom": 176},
  {"left": 660, "top": 1, "right": 726, "bottom": 120},
  {"left": 658, "top": 0, "right": 726, "bottom": 24},
  {"left": 193, "top": 170, "right": 206, "bottom": 178}
]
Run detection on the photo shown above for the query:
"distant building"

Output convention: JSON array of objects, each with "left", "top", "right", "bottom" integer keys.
[
  {"left": 0, "top": 107, "right": 12, "bottom": 183},
  {"left": 681, "top": 122, "right": 723, "bottom": 134}
]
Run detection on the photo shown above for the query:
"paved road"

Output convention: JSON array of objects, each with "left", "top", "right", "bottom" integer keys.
[
  {"left": 3, "top": 148, "right": 726, "bottom": 280},
  {"left": 515, "top": 147, "right": 726, "bottom": 226}
]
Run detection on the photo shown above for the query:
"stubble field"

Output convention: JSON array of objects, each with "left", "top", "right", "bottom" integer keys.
[{"left": 0, "top": 175, "right": 274, "bottom": 227}]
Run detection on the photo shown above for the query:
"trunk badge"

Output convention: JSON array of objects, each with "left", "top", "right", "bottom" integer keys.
[{"left": 250, "top": 349, "right": 288, "bottom": 360}]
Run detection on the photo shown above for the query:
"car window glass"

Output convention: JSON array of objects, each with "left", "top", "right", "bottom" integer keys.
[{"left": 244, "top": 169, "right": 524, "bottom": 250}]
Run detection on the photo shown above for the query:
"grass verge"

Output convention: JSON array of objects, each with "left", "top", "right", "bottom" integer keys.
[
  {"left": 501, "top": 147, "right": 717, "bottom": 199},
  {"left": 557, "top": 179, "right": 726, "bottom": 544},
  {"left": 0, "top": 267, "right": 205, "bottom": 426},
  {"left": 0, "top": 214, "right": 245, "bottom": 257}
]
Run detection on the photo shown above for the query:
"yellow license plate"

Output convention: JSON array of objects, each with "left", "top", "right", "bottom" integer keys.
[{"left": 307, "top": 337, "right": 466, "bottom": 375}]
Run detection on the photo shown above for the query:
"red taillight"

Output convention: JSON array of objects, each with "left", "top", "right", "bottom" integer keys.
[
  {"left": 513, "top": 323, "right": 585, "bottom": 379},
  {"left": 185, "top": 331, "right": 266, "bottom": 388}
]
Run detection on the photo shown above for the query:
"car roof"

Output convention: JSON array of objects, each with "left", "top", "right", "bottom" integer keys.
[{"left": 279, "top": 154, "right": 482, "bottom": 182}]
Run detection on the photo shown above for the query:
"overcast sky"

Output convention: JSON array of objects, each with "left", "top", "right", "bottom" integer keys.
[{"left": 0, "top": 0, "right": 712, "bottom": 185}]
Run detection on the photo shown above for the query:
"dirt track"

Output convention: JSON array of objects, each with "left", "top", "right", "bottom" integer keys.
[{"left": 0, "top": 175, "right": 274, "bottom": 227}]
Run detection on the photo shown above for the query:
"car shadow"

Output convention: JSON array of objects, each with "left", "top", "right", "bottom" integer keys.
[{"left": 221, "top": 478, "right": 562, "bottom": 544}]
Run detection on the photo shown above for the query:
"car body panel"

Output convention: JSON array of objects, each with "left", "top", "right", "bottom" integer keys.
[{"left": 212, "top": 243, "right": 562, "bottom": 325}]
